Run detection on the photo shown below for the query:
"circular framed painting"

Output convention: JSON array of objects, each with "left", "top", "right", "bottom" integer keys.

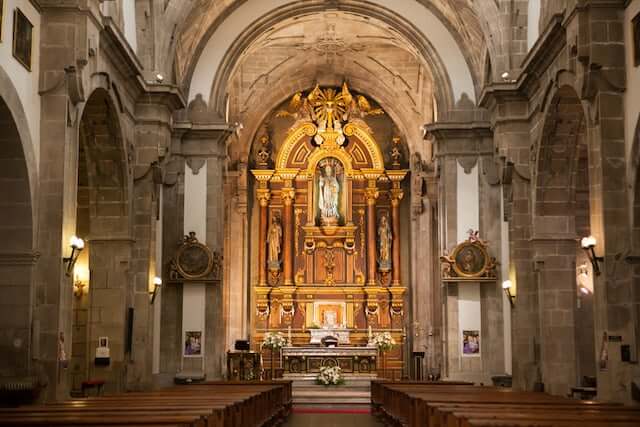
[
  {"left": 451, "top": 241, "right": 489, "bottom": 278},
  {"left": 176, "top": 240, "right": 214, "bottom": 280}
]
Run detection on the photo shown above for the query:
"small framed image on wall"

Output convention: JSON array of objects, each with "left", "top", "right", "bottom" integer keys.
[
  {"left": 462, "top": 330, "right": 480, "bottom": 357},
  {"left": 184, "top": 331, "right": 202, "bottom": 357},
  {"left": 12, "top": 8, "right": 33, "bottom": 71}
]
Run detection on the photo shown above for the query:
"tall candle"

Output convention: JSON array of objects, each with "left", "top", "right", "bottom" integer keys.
[
  {"left": 368, "top": 325, "right": 372, "bottom": 341},
  {"left": 287, "top": 326, "right": 292, "bottom": 346}
]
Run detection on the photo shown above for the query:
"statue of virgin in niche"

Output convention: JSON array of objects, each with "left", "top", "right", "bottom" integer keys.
[{"left": 318, "top": 159, "right": 341, "bottom": 225}]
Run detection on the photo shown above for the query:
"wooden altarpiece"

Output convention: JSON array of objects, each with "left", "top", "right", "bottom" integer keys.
[{"left": 251, "top": 84, "right": 408, "bottom": 376}]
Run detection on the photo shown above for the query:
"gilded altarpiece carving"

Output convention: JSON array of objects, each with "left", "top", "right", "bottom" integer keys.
[{"left": 251, "top": 84, "right": 408, "bottom": 376}]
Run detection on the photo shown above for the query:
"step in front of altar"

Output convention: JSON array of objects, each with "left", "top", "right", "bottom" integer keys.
[{"left": 286, "top": 373, "right": 374, "bottom": 405}]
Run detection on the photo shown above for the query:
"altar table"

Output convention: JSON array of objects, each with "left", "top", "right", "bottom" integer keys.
[{"left": 282, "top": 346, "right": 378, "bottom": 374}]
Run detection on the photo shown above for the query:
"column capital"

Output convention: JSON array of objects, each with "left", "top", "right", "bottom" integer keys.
[
  {"left": 386, "top": 170, "right": 409, "bottom": 184},
  {"left": 281, "top": 187, "right": 296, "bottom": 206},
  {"left": 390, "top": 188, "right": 404, "bottom": 207},
  {"left": 256, "top": 189, "right": 271, "bottom": 207},
  {"left": 251, "top": 169, "right": 275, "bottom": 186},
  {"left": 365, "top": 188, "right": 379, "bottom": 205}
]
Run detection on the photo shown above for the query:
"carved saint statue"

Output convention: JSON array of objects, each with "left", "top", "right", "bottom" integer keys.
[
  {"left": 267, "top": 215, "right": 282, "bottom": 264},
  {"left": 318, "top": 161, "right": 340, "bottom": 224},
  {"left": 378, "top": 215, "right": 392, "bottom": 264}
]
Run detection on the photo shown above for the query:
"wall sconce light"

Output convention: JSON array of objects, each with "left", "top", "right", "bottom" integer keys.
[
  {"left": 581, "top": 235, "right": 603, "bottom": 275},
  {"left": 149, "top": 276, "right": 162, "bottom": 304},
  {"left": 63, "top": 236, "right": 84, "bottom": 276},
  {"left": 502, "top": 280, "right": 515, "bottom": 307}
]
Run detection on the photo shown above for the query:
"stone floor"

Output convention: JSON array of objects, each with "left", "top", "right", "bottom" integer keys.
[
  {"left": 282, "top": 406, "right": 385, "bottom": 427},
  {"left": 283, "top": 412, "right": 385, "bottom": 427}
]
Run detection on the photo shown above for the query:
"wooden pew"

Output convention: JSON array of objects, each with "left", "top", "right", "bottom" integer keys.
[
  {"left": 372, "top": 381, "right": 640, "bottom": 427},
  {"left": 0, "top": 381, "right": 292, "bottom": 427}
]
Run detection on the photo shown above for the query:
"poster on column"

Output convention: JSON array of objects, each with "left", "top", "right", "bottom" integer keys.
[
  {"left": 462, "top": 330, "right": 480, "bottom": 356},
  {"left": 184, "top": 331, "right": 202, "bottom": 356}
]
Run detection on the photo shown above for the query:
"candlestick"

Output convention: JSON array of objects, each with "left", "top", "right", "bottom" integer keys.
[
  {"left": 287, "top": 326, "right": 292, "bottom": 346},
  {"left": 368, "top": 325, "right": 372, "bottom": 343}
]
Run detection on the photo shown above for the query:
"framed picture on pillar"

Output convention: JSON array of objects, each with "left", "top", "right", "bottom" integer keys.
[
  {"left": 462, "top": 330, "right": 480, "bottom": 356},
  {"left": 633, "top": 12, "right": 640, "bottom": 67},
  {"left": 184, "top": 331, "right": 202, "bottom": 356},
  {"left": 12, "top": 8, "right": 33, "bottom": 71}
]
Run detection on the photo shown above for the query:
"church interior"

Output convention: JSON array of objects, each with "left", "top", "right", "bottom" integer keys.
[{"left": 1, "top": 0, "right": 640, "bottom": 425}]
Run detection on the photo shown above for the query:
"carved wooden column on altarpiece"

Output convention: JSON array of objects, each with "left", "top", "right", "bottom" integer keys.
[
  {"left": 386, "top": 170, "right": 408, "bottom": 320},
  {"left": 387, "top": 170, "right": 407, "bottom": 287},
  {"left": 251, "top": 170, "right": 274, "bottom": 318},
  {"left": 365, "top": 180, "right": 379, "bottom": 286},
  {"left": 257, "top": 188, "right": 271, "bottom": 286},
  {"left": 281, "top": 184, "right": 296, "bottom": 286},
  {"left": 390, "top": 188, "right": 403, "bottom": 286}
]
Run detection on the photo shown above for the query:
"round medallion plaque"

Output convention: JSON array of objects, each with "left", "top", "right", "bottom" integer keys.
[
  {"left": 175, "top": 232, "right": 214, "bottom": 280},
  {"left": 451, "top": 241, "right": 489, "bottom": 278}
]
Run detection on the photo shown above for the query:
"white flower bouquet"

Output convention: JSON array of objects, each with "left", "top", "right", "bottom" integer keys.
[
  {"left": 261, "top": 331, "right": 287, "bottom": 350},
  {"left": 316, "top": 365, "right": 344, "bottom": 386},
  {"left": 371, "top": 331, "right": 396, "bottom": 352}
]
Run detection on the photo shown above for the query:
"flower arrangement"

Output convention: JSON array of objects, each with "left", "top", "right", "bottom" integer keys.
[
  {"left": 371, "top": 331, "right": 396, "bottom": 352},
  {"left": 316, "top": 365, "right": 344, "bottom": 386},
  {"left": 261, "top": 331, "right": 287, "bottom": 350}
]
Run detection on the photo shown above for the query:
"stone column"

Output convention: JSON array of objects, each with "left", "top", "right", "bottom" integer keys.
[
  {"left": 532, "top": 238, "right": 579, "bottom": 396},
  {"left": 177, "top": 120, "right": 232, "bottom": 380},
  {"left": 425, "top": 119, "right": 496, "bottom": 383},
  {"left": 134, "top": 88, "right": 184, "bottom": 389},
  {"left": 364, "top": 181, "right": 379, "bottom": 286},
  {"left": 86, "top": 238, "right": 133, "bottom": 392},
  {"left": 480, "top": 86, "right": 536, "bottom": 391},
  {"left": 281, "top": 184, "right": 296, "bottom": 286}
]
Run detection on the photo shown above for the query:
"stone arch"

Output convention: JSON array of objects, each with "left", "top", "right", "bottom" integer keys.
[
  {"left": 187, "top": 0, "right": 476, "bottom": 112},
  {"left": 631, "top": 115, "right": 640, "bottom": 353},
  {"left": 70, "top": 88, "right": 131, "bottom": 392},
  {"left": 532, "top": 83, "right": 596, "bottom": 394},
  {"left": 0, "top": 67, "right": 37, "bottom": 239},
  {"left": 77, "top": 88, "right": 130, "bottom": 237},
  {"left": 534, "top": 85, "right": 589, "bottom": 227},
  {"left": 631, "top": 114, "right": 640, "bottom": 246},
  {"left": 207, "top": 4, "right": 456, "bottom": 116},
  {"left": 0, "top": 94, "right": 36, "bottom": 379}
]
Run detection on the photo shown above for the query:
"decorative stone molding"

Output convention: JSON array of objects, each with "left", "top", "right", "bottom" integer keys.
[
  {"left": 186, "top": 158, "right": 205, "bottom": 175},
  {"left": 0, "top": 252, "right": 41, "bottom": 266}
]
